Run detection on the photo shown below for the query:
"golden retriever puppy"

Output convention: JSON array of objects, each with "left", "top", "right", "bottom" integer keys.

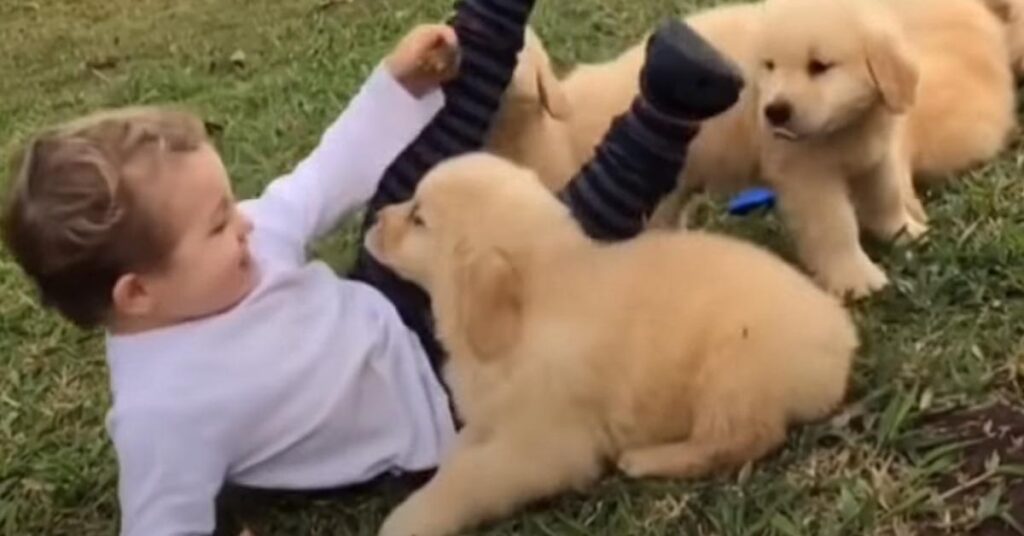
[
  {"left": 896, "top": 0, "right": 1018, "bottom": 181},
  {"left": 756, "top": 0, "right": 1018, "bottom": 298},
  {"left": 488, "top": 8, "right": 763, "bottom": 201},
  {"left": 491, "top": 0, "right": 1020, "bottom": 300},
  {"left": 486, "top": 28, "right": 647, "bottom": 191},
  {"left": 487, "top": 28, "right": 580, "bottom": 191},
  {"left": 366, "top": 153, "right": 857, "bottom": 536},
  {"left": 755, "top": 0, "right": 929, "bottom": 299}
]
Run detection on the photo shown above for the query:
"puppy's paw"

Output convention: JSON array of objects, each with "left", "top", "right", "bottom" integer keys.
[
  {"left": 896, "top": 215, "right": 929, "bottom": 244},
  {"left": 903, "top": 194, "right": 928, "bottom": 227},
  {"left": 617, "top": 451, "right": 655, "bottom": 479},
  {"left": 379, "top": 494, "right": 451, "bottom": 536},
  {"left": 868, "top": 209, "right": 928, "bottom": 245},
  {"left": 818, "top": 254, "right": 889, "bottom": 300}
]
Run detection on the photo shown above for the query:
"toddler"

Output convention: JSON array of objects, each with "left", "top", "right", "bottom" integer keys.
[{"left": 1, "top": 0, "right": 742, "bottom": 534}]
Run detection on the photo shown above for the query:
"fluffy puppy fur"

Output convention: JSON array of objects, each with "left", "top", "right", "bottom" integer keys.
[
  {"left": 754, "top": 0, "right": 930, "bottom": 299},
  {"left": 896, "top": 0, "right": 1018, "bottom": 180},
  {"left": 489, "top": 0, "right": 1020, "bottom": 299},
  {"left": 487, "top": 8, "right": 763, "bottom": 197},
  {"left": 366, "top": 153, "right": 857, "bottom": 536},
  {"left": 487, "top": 28, "right": 580, "bottom": 190},
  {"left": 985, "top": 0, "right": 1024, "bottom": 74},
  {"left": 754, "top": 0, "right": 1019, "bottom": 298}
]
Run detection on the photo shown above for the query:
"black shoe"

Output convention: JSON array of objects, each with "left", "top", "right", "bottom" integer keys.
[{"left": 640, "top": 18, "right": 744, "bottom": 121}]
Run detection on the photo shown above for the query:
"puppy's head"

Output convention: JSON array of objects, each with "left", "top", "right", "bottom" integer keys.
[
  {"left": 504, "top": 27, "right": 572, "bottom": 121},
  {"left": 365, "top": 153, "right": 575, "bottom": 358},
  {"left": 756, "top": 0, "right": 918, "bottom": 140}
]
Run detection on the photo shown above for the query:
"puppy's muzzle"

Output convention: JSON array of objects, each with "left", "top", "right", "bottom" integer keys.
[
  {"left": 764, "top": 99, "right": 793, "bottom": 127},
  {"left": 364, "top": 206, "right": 402, "bottom": 262}
]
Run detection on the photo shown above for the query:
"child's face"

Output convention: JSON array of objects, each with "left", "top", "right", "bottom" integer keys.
[{"left": 120, "top": 143, "right": 256, "bottom": 326}]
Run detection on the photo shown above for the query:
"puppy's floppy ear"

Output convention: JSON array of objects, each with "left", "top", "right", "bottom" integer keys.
[
  {"left": 982, "top": 0, "right": 1014, "bottom": 22},
  {"left": 519, "top": 27, "right": 571, "bottom": 120},
  {"left": 536, "top": 57, "right": 572, "bottom": 121},
  {"left": 865, "top": 26, "right": 919, "bottom": 113},
  {"left": 453, "top": 241, "right": 523, "bottom": 359}
]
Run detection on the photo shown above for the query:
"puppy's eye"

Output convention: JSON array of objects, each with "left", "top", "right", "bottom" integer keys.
[
  {"left": 762, "top": 59, "right": 775, "bottom": 71},
  {"left": 807, "top": 59, "right": 834, "bottom": 76}
]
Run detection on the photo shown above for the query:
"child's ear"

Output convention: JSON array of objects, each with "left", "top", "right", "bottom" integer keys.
[{"left": 112, "top": 273, "right": 155, "bottom": 317}]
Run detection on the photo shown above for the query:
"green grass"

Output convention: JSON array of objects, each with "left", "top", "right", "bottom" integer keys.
[{"left": 1, "top": 0, "right": 1022, "bottom": 534}]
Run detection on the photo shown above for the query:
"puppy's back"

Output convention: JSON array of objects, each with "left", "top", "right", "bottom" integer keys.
[
  {"left": 598, "top": 231, "right": 857, "bottom": 427},
  {"left": 897, "top": 0, "right": 1016, "bottom": 179},
  {"left": 560, "top": 3, "right": 765, "bottom": 196}
]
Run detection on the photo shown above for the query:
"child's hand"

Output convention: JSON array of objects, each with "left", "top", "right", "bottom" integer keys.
[{"left": 386, "top": 24, "right": 460, "bottom": 97}]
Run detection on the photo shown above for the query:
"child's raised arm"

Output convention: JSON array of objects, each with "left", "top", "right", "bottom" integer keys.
[{"left": 242, "top": 24, "right": 459, "bottom": 260}]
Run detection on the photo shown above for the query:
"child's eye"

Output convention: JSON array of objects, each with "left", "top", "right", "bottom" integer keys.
[
  {"left": 763, "top": 59, "right": 775, "bottom": 71},
  {"left": 210, "top": 221, "right": 228, "bottom": 235}
]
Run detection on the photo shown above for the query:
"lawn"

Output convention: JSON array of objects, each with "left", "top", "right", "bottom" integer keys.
[{"left": 0, "top": 0, "right": 1022, "bottom": 534}]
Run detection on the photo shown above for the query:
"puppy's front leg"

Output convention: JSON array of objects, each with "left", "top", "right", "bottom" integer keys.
[
  {"left": 773, "top": 171, "right": 887, "bottom": 299},
  {"left": 850, "top": 153, "right": 928, "bottom": 243},
  {"left": 379, "top": 431, "right": 601, "bottom": 536}
]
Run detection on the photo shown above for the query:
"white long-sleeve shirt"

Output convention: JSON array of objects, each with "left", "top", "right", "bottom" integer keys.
[{"left": 104, "top": 65, "right": 455, "bottom": 536}]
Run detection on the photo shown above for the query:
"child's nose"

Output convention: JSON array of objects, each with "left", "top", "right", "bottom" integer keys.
[{"left": 237, "top": 212, "right": 254, "bottom": 238}]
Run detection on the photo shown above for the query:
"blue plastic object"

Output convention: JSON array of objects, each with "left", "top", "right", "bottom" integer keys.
[{"left": 727, "top": 187, "right": 776, "bottom": 216}]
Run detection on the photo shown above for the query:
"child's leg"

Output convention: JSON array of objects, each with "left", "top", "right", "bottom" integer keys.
[
  {"left": 366, "top": 0, "right": 537, "bottom": 213},
  {"left": 558, "top": 19, "right": 743, "bottom": 240},
  {"left": 350, "top": 0, "right": 537, "bottom": 366}
]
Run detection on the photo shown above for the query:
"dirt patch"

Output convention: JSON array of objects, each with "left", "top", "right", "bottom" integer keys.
[{"left": 920, "top": 402, "right": 1024, "bottom": 535}]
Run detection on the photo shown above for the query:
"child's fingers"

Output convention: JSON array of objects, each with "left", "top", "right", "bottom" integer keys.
[
  {"left": 388, "top": 23, "right": 460, "bottom": 92},
  {"left": 410, "top": 23, "right": 456, "bottom": 51},
  {"left": 413, "top": 25, "right": 458, "bottom": 61},
  {"left": 418, "top": 25, "right": 460, "bottom": 77},
  {"left": 435, "top": 25, "right": 458, "bottom": 51}
]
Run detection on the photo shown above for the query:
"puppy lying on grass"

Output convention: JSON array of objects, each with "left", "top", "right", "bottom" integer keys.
[{"left": 366, "top": 153, "right": 858, "bottom": 536}]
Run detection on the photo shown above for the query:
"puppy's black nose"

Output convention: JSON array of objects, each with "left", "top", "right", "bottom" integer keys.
[{"left": 764, "top": 100, "right": 792, "bottom": 126}]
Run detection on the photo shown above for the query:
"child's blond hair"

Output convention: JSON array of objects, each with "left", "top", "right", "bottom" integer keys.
[{"left": 2, "top": 107, "right": 208, "bottom": 327}]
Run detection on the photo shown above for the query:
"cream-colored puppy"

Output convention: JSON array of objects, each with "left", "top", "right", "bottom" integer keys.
[
  {"left": 367, "top": 153, "right": 857, "bottom": 536},
  {"left": 756, "top": 0, "right": 1018, "bottom": 298},
  {"left": 488, "top": 9, "right": 762, "bottom": 198},
  {"left": 755, "top": 0, "right": 928, "bottom": 299},
  {"left": 897, "top": 0, "right": 1018, "bottom": 181},
  {"left": 491, "top": 0, "right": 1020, "bottom": 299},
  {"left": 488, "top": 28, "right": 580, "bottom": 191}
]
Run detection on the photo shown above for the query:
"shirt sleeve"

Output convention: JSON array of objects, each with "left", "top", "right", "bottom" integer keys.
[
  {"left": 240, "top": 63, "right": 444, "bottom": 263},
  {"left": 110, "top": 410, "right": 228, "bottom": 536}
]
